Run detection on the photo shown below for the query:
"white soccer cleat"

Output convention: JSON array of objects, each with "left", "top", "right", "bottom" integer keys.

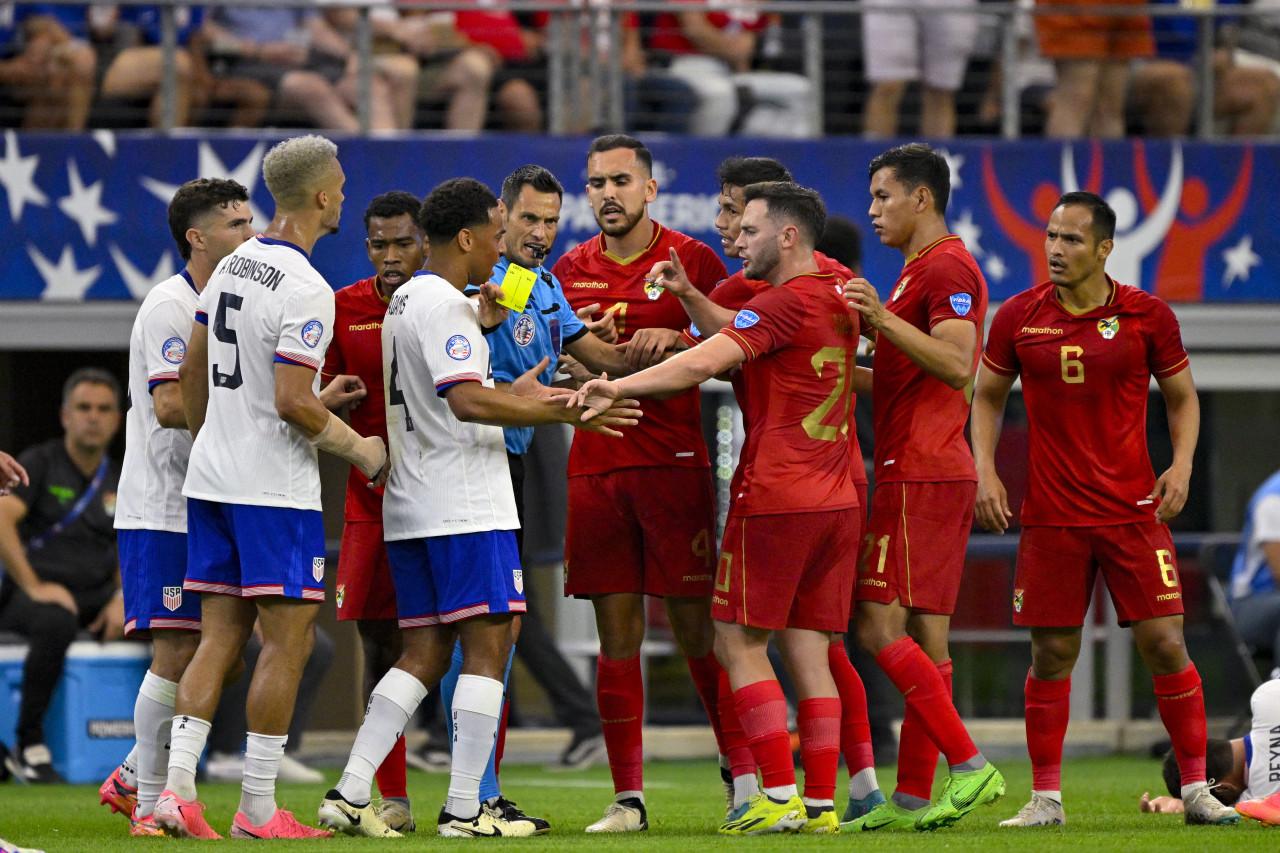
[
  {"left": 437, "top": 806, "right": 536, "bottom": 837},
  {"left": 584, "top": 797, "right": 648, "bottom": 832},
  {"left": 999, "top": 793, "right": 1066, "bottom": 827},
  {"left": 375, "top": 799, "right": 416, "bottom": 833},
  {"left": 1183, "top": 785, "right": 1241, "bottom": 826},
  {"left": 318, "top": 789, "right": 403, "bottom": 837}
]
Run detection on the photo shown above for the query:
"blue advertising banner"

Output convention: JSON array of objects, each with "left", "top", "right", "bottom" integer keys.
[{"left": 0, "top": 131, "right": 1270, "bottom": 303}]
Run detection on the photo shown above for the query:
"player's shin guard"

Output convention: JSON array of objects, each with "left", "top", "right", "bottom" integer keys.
[
  {"left": 597, "top": 654, "right": 645, "bottom": 794},
  {"left": 876, "top": 639, "right": 978, "bottom": 768},
  {"left": 375, "top": 736, "right": 408, "bottom": 800},
  {"left": 1025, "top": 671, "right": 1071, "bottom": 792},
  {"left": 895, "top": 658, "right": 951, "bottom": 800},
  {"left": 827, "top": 642, "right": 874, "bottom": 777},
  {"left": 1154, "top": 663, "right": 1208, "bottom": 786},
  {"left": 686, "top": 652, "right": 728, "bottom": 753},
  {"left": 734, "top": 680, "right": 795, "bottom": 791},
  {"left": 797, "top": 698, "right": 841, "bottom": 802}
]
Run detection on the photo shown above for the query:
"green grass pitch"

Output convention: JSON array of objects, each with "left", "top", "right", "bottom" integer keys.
[{"left": 4, "top": 756, "right": 1277, "bottom": 851}]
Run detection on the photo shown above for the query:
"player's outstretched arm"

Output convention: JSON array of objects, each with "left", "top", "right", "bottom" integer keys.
[
  {"left": 575, "top": 303, "right": 619, "bottom": 344},
  {"left": 277, "top": 362, "right": 387, "bottom": 483},
  {"left": 0, "top": 451, "right": 27, "bottom": 497},
  {"left": 445, "top": 380, "right": 641, "bottom": 436},
  {"left": 574, "top": 334, "right": 746, "bottom": 410},
  {"left": 1151, "top": 367, "right": 1200, "bottom": 522},
  {"left": 844, "top": 278, "right": 977, "bottom": 389},
  {"left": 648, "top": 248, "right": 735, "bottom": 339},
  {"left": 179, "top": 320, "right": 211, "bottom": 438},
  {"left": 971, "top": 363, "right": 1017, "bottom": 533}
]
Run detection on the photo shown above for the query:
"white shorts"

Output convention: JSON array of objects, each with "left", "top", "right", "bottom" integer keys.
[{"left": 861, "top": 0, "right": 980, "bottom": 91}]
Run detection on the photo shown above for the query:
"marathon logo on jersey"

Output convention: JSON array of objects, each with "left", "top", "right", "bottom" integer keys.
[
  {"left": 1097, "top": 316, "right": 1120, "bottom": 340},
  {"left": 570, "top": 281, "right": 610, "bottom": 289},
  {"left": 1013, "top": 588, "right": 1024, "bottom": 614},
  {"left": 446, "top": 334, "right": 472, "bottom": 360},
  {"left": 301, "top": 320, "right": 324, "bottom": 348},
  {"left": 949, "top": 293, "right": 972, "bottom": 316},
  {"left": 513, "top": 568, "right": 523, "bottom": 594},
  {"left": 163, "top": 586, "right": 183, "bottom": 612},
  {"left": 513, "top": 314, "right": 536, "bottom": 347},
  {"left": 161, "top": 336, "right": 186, "bottom": 364},
  {"left": 733, "top": 309, "right": 760, "bottom": 329},
  {"left": 892, "top": 277, "right": 910, "bottom": 302},
  {"left": 224, "top": 255, "right": 285, "bottom": 291},
  {"left": 312, "top": 556, "right": 325, "bottom": 582}
]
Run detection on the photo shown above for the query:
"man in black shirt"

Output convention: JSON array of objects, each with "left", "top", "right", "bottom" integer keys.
[{"left": 0, "top": 368, "right": 125, "bottom": 783}]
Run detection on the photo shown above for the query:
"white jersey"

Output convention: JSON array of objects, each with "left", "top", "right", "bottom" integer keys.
[
  {"left": 381, "top": 272, "right": 517, "bottom": 541},
  {"left": 183, "top": 236, "right": 335, "bottom": 510},
  {"left": 1242, "top": 679, "right": 1280, "bottom": 801},
  {"left": 116, "top": 270, "right": 200, "bottom": 532}
]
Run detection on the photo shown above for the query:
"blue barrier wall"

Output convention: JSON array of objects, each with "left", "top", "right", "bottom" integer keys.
[{"left": 0, "top": 131, "right": 1270, "bottom": 303}]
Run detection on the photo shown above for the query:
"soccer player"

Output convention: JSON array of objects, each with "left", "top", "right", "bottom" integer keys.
[
  {"left": 842, "top": 142, "right": 1003, "bottom": 832},
  {"left": 647, "top": 155, "right": 882, "bottom": 822},
  {"left": 154, "top": 135, "right": 387, "bottom": 840},
  {"left": 318, "top": 178, "right": 639, "bottom": 839},
  {"left": 101, "top": 178, "right": 255, "bottom": 835},
  {"left": 551, "top": 134, "right": 729, "bottom": 833},
  {"left": 971, "top": 190, "right": 1239, "bottom": 827},
  {"left": 572, "top": 181, "right": 860, "bottom": 835},
  {"left": 319, "top": 189, "right": 425, "bottom": 833}
]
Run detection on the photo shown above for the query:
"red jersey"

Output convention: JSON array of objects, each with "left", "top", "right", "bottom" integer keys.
[
  {"left": 321, "top": 276, "right": 390, "bottom": 522},
  {"left": 681, "top": 253, "right": 868, "bottom": 488},
  {"left": 719, "top": 271, "right": 860, "bottom": 515},
  {"left": 982, "top": 278, "right": 1189, "bottom": 527},
  {"left": 553, "top": 223, "right": 726, "bottom": 476},
  {"left": 872, "top": 235, "right": 987, "bottom": 484},
  {"left": 649, "top": 2, "right": 766, "bottom": 54}
]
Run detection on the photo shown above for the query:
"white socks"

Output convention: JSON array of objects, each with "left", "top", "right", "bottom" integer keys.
[
  {"left": 337, "top": 668, "right": 427, "bottom": 806},
  {"left": 134, "top": 672, "right": 177, "bottom": 817},
  {"left": 165, "top": 714, "right": 211, "bottom": 801},
  {"left": 239, "top": 733, "right": 287, "bottom": 826},
  {"left": 444, "top": 674, "right": 504, "bottom": 819},
  {"left": 848, "top": 767, "right": 879, "bottom": 801}
]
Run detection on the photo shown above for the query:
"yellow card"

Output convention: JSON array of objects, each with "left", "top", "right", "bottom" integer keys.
[{"left": 496, "top": 263, "right": 537, "bottom": 313}]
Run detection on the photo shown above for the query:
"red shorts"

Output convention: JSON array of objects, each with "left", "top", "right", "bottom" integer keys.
[
  {"left": 850, "top": 482, "right": 869, "bottom": 612},
  {"left": 714, "top": 507, "right": 861, "bottom": 632},
  {"left": 1012, "top": 523, "right": 1183, "bottom": 627},
  {"left": 1035, "top": 0, "right": 1154, "bottom": 60},
  {"left": 855, "top": 481, "right": 975, "bottom": 615},
  {"left": 335, "top": 520, "right": 398, "bottom": 621},
  {"left": 564, "top": 467, "right": 716, "bottom": 598}
]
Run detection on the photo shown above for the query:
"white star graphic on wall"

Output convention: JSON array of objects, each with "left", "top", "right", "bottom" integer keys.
[
  {"left": 939, "top": 149, "right": 965, "bottom": 191},
  {"left": 952, "top": 209, "right": 984, "bottom": 258},
  {"left": 141, "top": 140, "right": 269, "bottom": 226},
  {"left": 58, "top": 160, "right": 119, "bottom": 246},
  {"left": 0, "top": 129, "right": 49, "bottom": 222},
  {"left": 984, "top": 254, "right": 1008, "bottom": 282},
  {"left": 27, "top": 244, "right": 101, "bottom": 301},
  {"left": 1221, "top": 234, "right": 1261, "bottom": 288},
  {"left": 93, "top": 129, "right": 116, "bottom": 158},
  {"left": 110, "top": 243, "right": 176, "bottom": 299}
]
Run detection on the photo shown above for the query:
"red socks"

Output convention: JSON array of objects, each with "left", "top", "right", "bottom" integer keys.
[
  {"left": 375, "top": 735, "right": 408, "bottom": 799},
  {"left": 798, "top": 697, "right": 841, "bottom": 801},
  {"left": 1154, "top": 663, "right": 1207, "bottom": 786},
  {"left": 876, "top": 638, "right": 977, "bottom": 768},
  {"left": 827, "top": 641, "right": 874, "bottom": 775},
  {"left": 597, "top": 654, "right": 645, "bottom": 793},
  {"left": 895, "top": 658, "right": 950, "bottom": 800},
  {"left": 734, "top": 680, "right": 795, "bottom": 790},
  {"left": 1025, "top": 671, "right": 1071, "bottom": 791},
  {"left": 686, "top": 652, "right": 728, "bottom": 755},
  {"left": 717, "top": 668, "right": 755, "bottom": 778},
  {"left": 494, "top": 699, "right": 509, "bottom": 780}
]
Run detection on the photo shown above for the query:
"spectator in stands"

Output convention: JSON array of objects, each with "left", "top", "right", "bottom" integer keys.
[
  {"left": 201, "top": 6, "right": 414, "bottom": 132},
  {"left": 0, "top": 368, "right": 125, "bottom": 784},
  {"left": 0, "top": 5, "right": 94, "bottom": 129},
  {"left": 98, "top": 6, "right": 270, "bottom": 129},
  {"left": 1229, "top": 469, "right": 1280, "bottom": 666},
  {"left": 1035, "top": 0, "right": 1154, "bottom": 138},
  {"left": 1129, "top": 0, "right": 1280, "bottom": 136},
  {"left": 451, "top": 7, "right": 544, "bottom": 132},
  {"left": 860, "top": 0, "right": 980, "bottom": 138},
  {"left": 0, "top": 452, "right": 27, "bottom": 498},
  {"left": 647, "top": 2, "right": 815, "bottom": 137}
]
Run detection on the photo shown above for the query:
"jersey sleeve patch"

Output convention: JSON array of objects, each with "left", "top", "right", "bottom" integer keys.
[
  {"left": 161, "top": 336, "right": 186, "bottom": 364},
  {"left": 301, "top": 320, "right": 324, "bottom": 348},
  {"left": 733, "top": 309, "right": 760, "bottom": 329},
  {"left": 445, "top": 334, "right": 472, "bottom": 360},
  {"left": 949, "top": 293, "right": 972, "bottom": 316}
]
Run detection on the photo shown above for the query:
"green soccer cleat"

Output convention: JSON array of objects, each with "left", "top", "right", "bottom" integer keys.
[
  {"left": 914, "top": 764, "right": 1006, "bottom": 831},
  {"left": 718, "top": 794, "right": 806, "bottom": 835},
  {"left": 840, "top": 799, "right": 923, "bottom": 832}
]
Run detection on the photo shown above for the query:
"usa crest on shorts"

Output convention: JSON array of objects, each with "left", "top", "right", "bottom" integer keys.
[
  {"left": 312, "top": 556, "right": 325, "bottom": 582},
  {"left": 163, "top": 586, "right": 183, "bottom": 612}
]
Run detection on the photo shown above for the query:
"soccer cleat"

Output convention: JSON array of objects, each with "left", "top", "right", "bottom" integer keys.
[
  {"left": 801, "top": 804, "right": 839, "bottom": 834},
  {"left": 585, "top": 797, "right": 648, "bottom": 833},
  {"left": 276, "top": 753, "right": 323, "bottom": 784},
  {"left": 915, "top": 764, "right": 1006, "bottom": 831},
  {"left": 99, "top": 766, "right": 138, "bottom": 817},
  {"left": 842, "top": 788, "right": 887, "bottom": 823},
  {"left": 438, "top": 806, "right": 536, "bottom": 837},
  {"left": 318, "top": 789, "right": 403, "bottom": 837},
  {"left": 718, "top": 794, "right": 806, "bottom": 835},
  {"left": 559, "top": 731, "right": 607, "bottom": 770},
  {"left": 375, "top": 799, "right": 417, "bottom": 833},
  {"left": 232, "top": 808, "right": 333, "bottom": 839},
  {"left": 841, "top": 799, "right": 925, "bottom": 832},
  {"left": 153, "top": 790, "right": 223, "bottom": 839},
  {"left": 721, "top": 765, "right": 735, "bottom": 818},
  {"left": 484, "top": 796, "right": 550, "bottom": 835},
  {"left": 1236, "top": 789, "right": 1280, "bottom": 825},
  {"left": 999, "top": 793, "right": 1066, "bottom": 827},
  {"left": 5, "top": 745, "right": 64, "bottom": 785},
  {"left": 1182, "top": 785, "right": 1241, "bottom": 825},
  {"left": 129, "top": 809, "right": 164, "bottom": 837}
]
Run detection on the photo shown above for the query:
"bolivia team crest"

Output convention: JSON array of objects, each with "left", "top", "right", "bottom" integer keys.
[
  {"left": 312, "top": 557, "right": 325, "bottom": 582},
  {"left": 1097, "top": 316, "right": 1120, "bottom": 340},
  {"left": 1013, "top": 588, "right": 1025, "bottom": 614},
  {"left": 446, "top": 334, "right": 472, "bottom": 360},
  {"left": 162, "top": 336, "right": 186, "bottom": 364},
  {"left": 892, "top": 277, "right": 910, "bottom": 302},
  {"left": 513, "top": 314, "right": 535, "bottom": 347},
  {"left": 336, "top": 583, "right": 345, "bottom": 609},
  {"left": 163, "top": 586, "right": 182, "bottom": 612}
]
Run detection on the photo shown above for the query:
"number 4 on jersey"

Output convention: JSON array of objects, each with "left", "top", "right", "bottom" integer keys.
[{"left": 388, "top": 336, "right": 414, "bottom": 432}]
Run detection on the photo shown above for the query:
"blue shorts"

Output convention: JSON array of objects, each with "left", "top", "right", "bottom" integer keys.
[
  {"left": 385, "top": 530, "right": 525, "bottom": 628},
  {"left": 185, "top": 499, "right": 326, "bottom": 601},
  {"left": 117, "top": 528, "right": 201, "bottom": 636}
]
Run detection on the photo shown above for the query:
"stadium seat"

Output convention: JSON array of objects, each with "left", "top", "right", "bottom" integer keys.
[{"left": 1198, "top": 533, "right": 1265, "bottom": 734}]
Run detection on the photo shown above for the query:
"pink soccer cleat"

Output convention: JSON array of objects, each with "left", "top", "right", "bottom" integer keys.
[
  {"left": 231, "top": 809, "right": 334, "bottom": 839},
  {"left": 1236, "top": 790, "right": 1280, "bottom": 826},
  {"left": 153, "top": 790, "right": 223, "bottom": 839},
  {"left": 99, "top": 767, "right": 138, "bottom": 817},
  {"left": 129, "top": 808, "right": 165, "bottom": 837}
]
